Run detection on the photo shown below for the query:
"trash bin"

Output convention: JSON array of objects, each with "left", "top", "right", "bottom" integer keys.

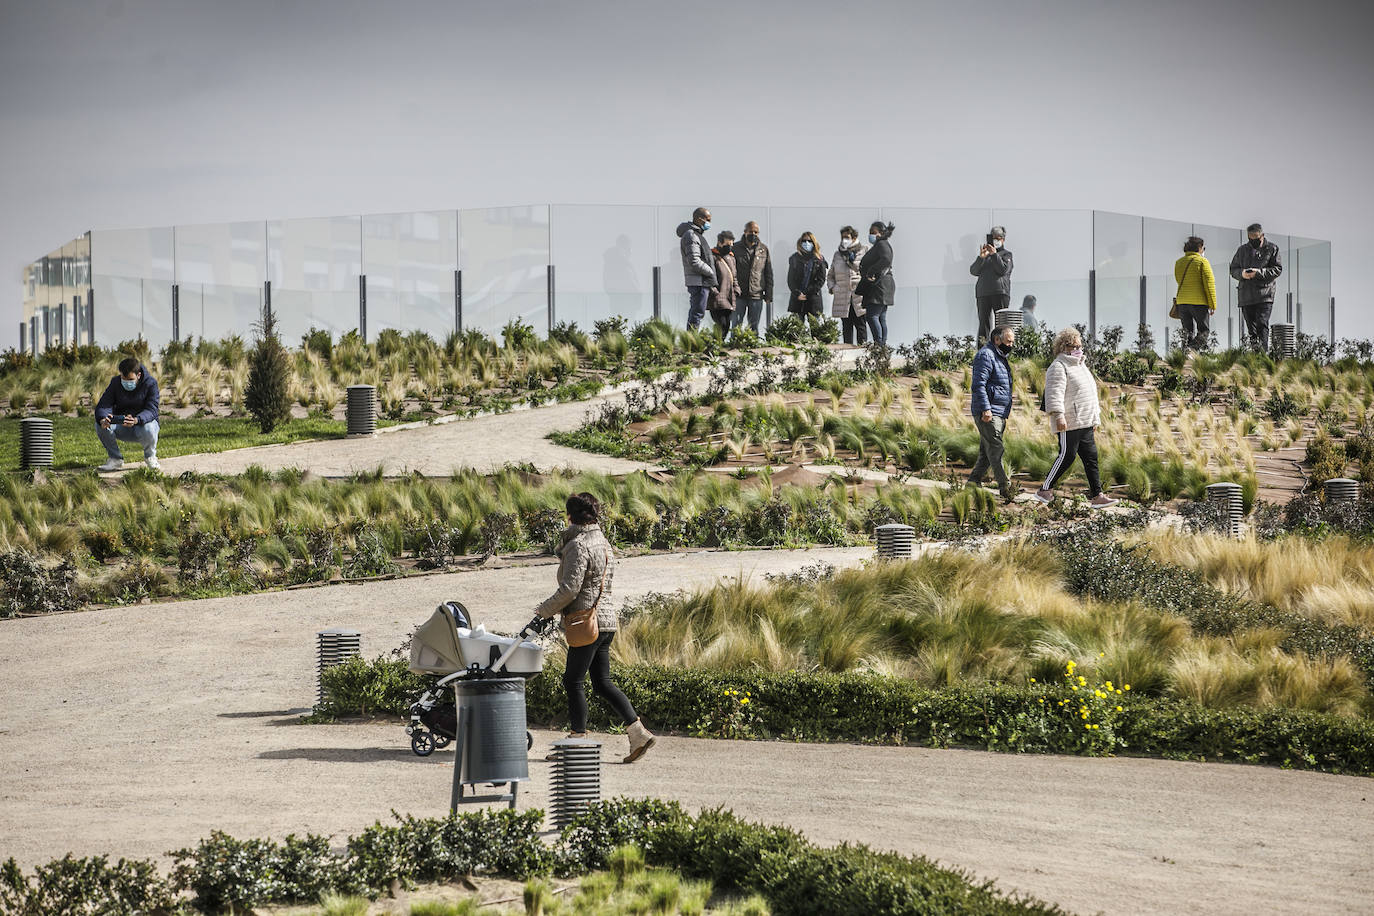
[{"left": 450, "top": 677, "right": 529, "bottom": 810}]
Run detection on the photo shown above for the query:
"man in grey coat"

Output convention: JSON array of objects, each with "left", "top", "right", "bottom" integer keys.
[
  {"left": 676, "top": 207, "right": 717, "bottom": 330},
  {"left": 970, "top": 226, "right": 1013, "bottom": 345},
  {"left": 1229, "top": 222, "right": 1284, "bottom": 351}
]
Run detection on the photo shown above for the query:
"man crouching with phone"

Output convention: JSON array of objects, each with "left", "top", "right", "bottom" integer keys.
[{"left": 95, "top": 356, "right": 161, "bottom": 472}]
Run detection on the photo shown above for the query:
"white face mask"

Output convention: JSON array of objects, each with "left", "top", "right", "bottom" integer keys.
[
  {"left": 839, "top": 238, "right": 854, "bottom": 249},
  {"left": 992, "top": 239, "right": 1003, "bottom": 249}
]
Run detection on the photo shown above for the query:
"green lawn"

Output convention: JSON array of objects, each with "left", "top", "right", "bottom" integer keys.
[{"left": 0, "top": 414, "right": 360, "bottom": 471}]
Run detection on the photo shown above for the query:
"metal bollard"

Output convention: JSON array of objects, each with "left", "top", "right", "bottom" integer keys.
[
  {"left": 20, "top": 417, "right": 54, "bottom": 470},
  {"left": 1204, "top": 482, "right": 1244, "bottom": 538},
  {"left": 316, "top": 628, "right": 362, "bottom": 706},
  {"left": 345, "top": 385, "right": 377, "bottom": 436},
  {"left": 874, "top": 523, "right": 916, "bottom": 559},
  {"left": 548, "top": 738, "right": 602, "bottom": 829},
  {"left": 1324, "top": 478, "right": 1360, "bottom": 503}
]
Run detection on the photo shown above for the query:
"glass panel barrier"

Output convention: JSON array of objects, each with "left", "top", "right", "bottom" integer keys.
[
  {"left": 92, "top": 226, "right": 175, "bottom": 283},
  {"left": 460, "top": 206, "right": 550, "bottom": 337},
  {"left": 362, "top": 210, "right": 458, "bottom": 341},
  {"left": 173, "top": 221, "right": 266, "bottom": 292},
  {"left": 1291, "top": 238, "right": 1331, "bottom": 341},
  {"left": 182, "top": 283, "right": 264, "bottom": 343},
  {"left": 92, "top": 275, "right": 147, "bottom": 346},
  {"left": 995, "top": 209, "right": 1093, "bottom": 331},
  {"left": 1092, "top": 211, "right": 1142, "bottom": 341},
  {"left": 272, "top": 288, "right": 358, "bottom": 345},
  {"left": 551, "top": 205, "right": 655, "bottom": 332},
  {"left": 1193, "top": 225, "right": 1242, "bottom": 349},
  {"left": 881, "top": 207, "right": 989, "bottom": 345}
]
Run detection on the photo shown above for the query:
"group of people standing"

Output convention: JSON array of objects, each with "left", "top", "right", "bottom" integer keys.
[
  {"left": 677, "top": 208, "right": 896, "bottom": 345},
  {"left": 1171, "top": 223, "right": 1285, "bottom": 352}
]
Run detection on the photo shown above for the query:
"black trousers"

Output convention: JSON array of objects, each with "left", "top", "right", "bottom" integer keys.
[
  {"left": 1042, "top": 426, "right": 1102, "bottom": 497},
  {"left": 1242, "top": 302, "right": 1273, "bottom": 351},
  {"left": 842, "top": 312, "right": 868, "bottom": 345},
  {"left": 563, "top": 631, "right": 637, "bottom": 732},
  {"left": 1178, "top": 304, "right": 1210, "bottom": 350},
  {"left": 977, "top": 294, "right": 1009, "bottom": 345}
]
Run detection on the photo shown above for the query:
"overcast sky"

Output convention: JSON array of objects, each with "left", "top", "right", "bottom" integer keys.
[{"left": 3, "top": 0, "right": 1372, "bottom": 338}]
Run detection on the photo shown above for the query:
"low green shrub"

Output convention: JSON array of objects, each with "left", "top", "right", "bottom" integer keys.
[
  {"left": 0, "top": 854, "right": 176, "bottom": 916},
  {"left": 0, "top": 549, "right": 79, "bottom": 618},
  {"left": 320, "top": 656, "right": 1374, "bottom": 776}
]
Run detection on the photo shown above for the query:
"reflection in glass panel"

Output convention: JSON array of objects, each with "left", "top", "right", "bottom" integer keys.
[
  {"left": 183, "top": 283, "right": 264, "bottom": 343},
  {"left": 91, "top": 227, "right": 175, "bottom": 281},
  {"left": 174, "top": 221, "right": 266, "bottom": 289},
  {"left": 995, "top": 210, "right": 1092, "bottom": 332},
  {"left": 551, "top": 205, "right": 655, "bottom": 332},
  {"left": 362, "top": 210, "right": 458, "bottom": 341},
  {"left": 881, "top": 207, "right": 988, "bottom": 339},
  {"left": 1292, "top": 239, "right": 1332, "bottom": 340},
  {"left": 269, "top": 217, "right": 362, "bottom": 291},
  {"left": 460, "top": 206, "right": 550, "bottom": 337},
  {"left": 141, "top": 280, "right": 174, "bottom": 350}
]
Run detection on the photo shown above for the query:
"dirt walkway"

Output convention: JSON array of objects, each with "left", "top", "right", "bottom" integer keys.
[{"left": 2, "top": 547, "right": 1371, "bottom": 916}]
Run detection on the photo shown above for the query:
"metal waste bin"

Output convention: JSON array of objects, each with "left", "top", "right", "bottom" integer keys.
[{"left": 450, "top": 677, "right": 529, "bottom": 810}]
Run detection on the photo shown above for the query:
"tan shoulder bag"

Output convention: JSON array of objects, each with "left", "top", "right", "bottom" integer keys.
[{"left": 562, "top": 547, "right": 610, "bottom": 648}]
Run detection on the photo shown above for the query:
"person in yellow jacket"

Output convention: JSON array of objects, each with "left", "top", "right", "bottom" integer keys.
[{"left": 1174, "top": 236, "right": 1217, "bottom": 351}]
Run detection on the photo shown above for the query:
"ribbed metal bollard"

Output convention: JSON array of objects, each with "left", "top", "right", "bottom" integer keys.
[
  {"left": 316, "top": 628, "right": 362, "bottom": 706},
  {"left": 20, "top": 417, "right": 54, "bottom": 469},
  {"left": 1324, "top": 477, "right": 1360, "bottom": 503},
  {"left": 874, "top": 523, "right": 916, "bottom": 559},
  {"left": 548, "top": 738, "right": 602, "bottom": 829},
  {"left": 1270, "top": 323, "right": 1296, "bottom": 359},
  {"left": 994, "top": 308, "right": 1024, "bottom": 330},
  {"left": 1204, "top": 482, "right": 1244, "bottom": 538},
  {"left": 346, "top": 385, "right": 377, "bottom": 436}
]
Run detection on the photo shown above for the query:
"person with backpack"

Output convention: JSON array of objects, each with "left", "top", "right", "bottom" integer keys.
[
  {"left": 1035, "top": 328, "right": 1118, "bottom": 508},
  {"left": 535, "top": 492, "right": 655, "bottom": 763}
]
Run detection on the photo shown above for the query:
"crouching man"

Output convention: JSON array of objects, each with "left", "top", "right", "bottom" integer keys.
[{"left": 95, "top": 356, "right": 160, "bottom": 471}]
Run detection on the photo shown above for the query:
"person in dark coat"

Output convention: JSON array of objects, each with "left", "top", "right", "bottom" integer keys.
[
  {"left": 858, "top": 221, "right": 895, "bottom": 345},
  {"left": 1229, "top": 222, "right": 1284, "bottom": 351},
  {"left": 968, "top": 326, "right": 1018, "bottom": 501},
  {"left": 676, "top": 207, "right": 717, "bottom": 330},
  {"left": 732, "top": 220, "right": 773, "bottom": 333},
  {"left": 786, "top": 232, "right": 827, "bottom": 318},
  {"left": 970, "top": 226, "right": 1013, "bottom": 345},
  {"left": 94, "top": 356, "right": 161, "bottom": 471},
  {"left": 709, "top": 231, "right": 740, "bottom": 336}
]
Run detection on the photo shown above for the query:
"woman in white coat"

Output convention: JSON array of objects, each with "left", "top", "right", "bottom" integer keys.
[
  {"left": 1035, "top": 328, "right": 1118, "bottom": 508},
  {"left": 827, "top": 226, "right": 866, "bottom": 345}
]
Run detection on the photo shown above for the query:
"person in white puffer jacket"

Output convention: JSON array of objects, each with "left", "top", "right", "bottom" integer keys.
[{"left": 1035, "top": 328, "right": 1118, "bottom": 508}]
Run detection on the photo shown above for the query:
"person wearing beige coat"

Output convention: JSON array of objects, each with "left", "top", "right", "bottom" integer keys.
[
  {"left": 827, "top": 227, "right": 867, "bottom": 345},
  {"left": 535, "top": 492, "right": 654, "bottom": 762},
  {"left": 1035, "top": 329, "right": 1117, "bottom": 508}
]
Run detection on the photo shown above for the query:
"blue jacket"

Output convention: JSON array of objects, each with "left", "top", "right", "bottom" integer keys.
[
  {"left": 94, "top": 364, "right": 160, "bottom": 426},
  {"left": 970, "top": 343, "right": 1013, "bottom": 418}
]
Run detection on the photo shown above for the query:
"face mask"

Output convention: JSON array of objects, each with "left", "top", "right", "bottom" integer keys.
[
  {"left": 840, "top": 238, "right": 854, "bottom": 249},
  {"left": 743, "top": 233, "right": 757, "bottom": 244},
  {"left": 993, "top": 239, "right": 1003, "bottom": 249},
  {"left": 718, "top": 243, "right": 732, "bottom": 254},
  {"left": 121, "top": 377, "right": 137, "bottom": 391},
  {"left": 1071, "top": 348, "right": 1084, "bottom": 359},
  {"left": 801, "top": 241, "right": 814, "bottom": 253},
  {"left": 1249, "top": 237, "right": 1262, "bottom": 249},
  {"left": 996, "top": 343, "right": 1012, "bottom": 355},
  {"left": 868, "top": 234, "right": 878, "bottom": 244},
  {"left": 701, "top": 221, "right": 711, "bottom": 232}
]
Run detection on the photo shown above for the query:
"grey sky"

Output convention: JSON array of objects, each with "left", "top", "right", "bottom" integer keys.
[{"left": 3, "top": 0, "right": 1372, "bottom": 337}]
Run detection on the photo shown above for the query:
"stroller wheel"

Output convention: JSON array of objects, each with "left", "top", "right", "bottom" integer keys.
[
  {"left": 411, "top": 731, "right": 436, "bottom": 757},
  {"left": 526, "top": 730, "right": 533, "bottom": 751},
  {"left": 433, "top": 735, "right": 452, "bottom": 749}
]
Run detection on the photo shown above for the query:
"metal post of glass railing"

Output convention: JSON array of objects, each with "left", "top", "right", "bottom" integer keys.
[
  {"left": 455, "top": 269, "right": 463, "bottom": 334},
  {"left": 652, "top": 266, "right": 661, "bottom": 321},
  {"left": 547, "top": 264, "right": 556, "bottom": 334},
  {"left": 358, "top": 275, "right": 366, "bottom": 342}
]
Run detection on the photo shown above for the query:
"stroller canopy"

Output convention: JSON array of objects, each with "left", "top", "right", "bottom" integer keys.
[{"left": 409, "top": 603, "right": 468, "bottom": 675}]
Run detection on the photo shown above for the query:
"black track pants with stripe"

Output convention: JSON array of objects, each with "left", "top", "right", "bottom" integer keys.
[{"left": 1042, "top": 426, "right": 1102, "bottom": 497}]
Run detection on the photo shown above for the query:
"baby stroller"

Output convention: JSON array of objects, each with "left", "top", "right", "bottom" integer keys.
[{"left": 406, "top": 601, "right": 550, "bottom": 757}]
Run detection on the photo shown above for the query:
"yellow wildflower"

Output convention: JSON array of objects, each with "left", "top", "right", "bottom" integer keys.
[
  {"left": 1084, "top": 724, "right": 1092, "bottom": 730},
  {"left": 1077, "top": 676, "right": 1086, "bottom": 686},
  {"left": 740, "top": 698, "right": 750, "bottom": 705},
  {"left": 1116, "top": 706, "right": 1123, "bottom": 712},
  {"left": 1091, "top": 724, "right": 1099, "bottom": 730},
  {"left": 1105, "top": 681, "right": 1114, "bottom": 690},
  {"left": 1124, "top": 685, "right": 1131, "bottom": 691}
]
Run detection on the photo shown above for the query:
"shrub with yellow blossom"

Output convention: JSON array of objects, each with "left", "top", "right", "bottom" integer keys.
[
  {"left": 690, "top": 687, "right": 762, "bottom": 740},
  {"left": 1031, "top": 655, "right": 1133, "bottom": 756}
]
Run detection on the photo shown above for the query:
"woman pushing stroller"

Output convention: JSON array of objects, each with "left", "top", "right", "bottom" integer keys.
[{"left": 535, "top": 492, "right": 655, "bottom": 763}]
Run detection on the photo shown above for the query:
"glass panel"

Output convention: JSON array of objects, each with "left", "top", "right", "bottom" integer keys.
[
  {"left": 1292, "top": 239, "right": 1331, "bottom": 340},
  {"left": 271, "top": 288, "right": 358, "bottom": 345},
  {"left": 1142, "top": 218, "right": 1193, "bottom": 353},
  {"left": 178, "top": 283, "right": 263, "bottom": 343},
  {"left": 363, "top": 210, "right": 458, "bottom": 341},
  {"left": 551, "top": 205, "right": 655, "bottom": 332},
  {"left": 141, "top": 279, "right": 174, "bottom": 351},
  {"left": 767, "top": 207, "right": 858, "bottom": 326},
  {"left": 880, "top": 207, "right": 990, "bottom": 343},
  {"left": 91, "top": 227, "right": 175, "bottom": 282},
  {"left": 174, "top": 221, "right": 266, "bottom": 290},
  {"left": 656, "top": 205, "right": 765, "bottom": 329},
  {"left": 1092, "top": 211, "right": 1142, "bottom": 341},
  {"left": 1264, "top": 232, "right": 1291, "bottom": 322},
  {"left": 460, "top": 206, "right": 550, "bottom": 337},
  {"left": 995, "top": 209, "right": 1092, "bottom": 333},
  {"left": 92, "top": 275, "right": 146, "bottom": 347}
]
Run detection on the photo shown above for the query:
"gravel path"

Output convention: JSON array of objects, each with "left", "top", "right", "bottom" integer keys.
[{"left": 2, "top": 546, "right": 1371, "bottom": 916}]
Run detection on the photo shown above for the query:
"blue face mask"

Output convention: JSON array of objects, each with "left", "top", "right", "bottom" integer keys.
[
  {"left": 121, "top": 377, "right": 138, "bottom": 391},
  {"left": 801, "top": 241, "right": 814, "bottom": 253},
  {"left": 701, "top": 221, "right": 711, "bottom": 232},
  {"left": 868, "top": 234, "right": 878, "bottom": 244}
]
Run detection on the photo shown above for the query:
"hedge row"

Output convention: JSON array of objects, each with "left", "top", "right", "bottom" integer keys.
[
  {"left": 320, "top": 660, "right": 1374, "bottom": 777},
  {"left": 0, "top": 802, "right": 1063, "bottom": 915}
]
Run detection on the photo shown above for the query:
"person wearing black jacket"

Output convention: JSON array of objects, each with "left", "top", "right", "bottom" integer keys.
[
  {"left": 970, "top": 226, "right": 1013, "bottom": 345},
  {"left": 94, "top": 356, "right": 161, "bottom": 472},
  {"left": 787, "top": 232, "right": 827, "bottom": 318},
  {"left": 858, "top": 221, "right": 895, "bottom": 345},
  {"left": 1229, "top": 223, "right": 1284, "bottom": 351}
]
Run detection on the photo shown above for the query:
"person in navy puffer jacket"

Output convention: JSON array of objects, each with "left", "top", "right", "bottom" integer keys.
[
  {"left": 967, "top": 325, "right": 1018, "bottom": 501},
  {"left": 94, "top": 356, "right": 160, "bottom": 472}
]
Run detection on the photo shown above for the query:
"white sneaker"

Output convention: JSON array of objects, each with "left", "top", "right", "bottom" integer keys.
[
  {"left": 97, "top": 458, "right": 123, "bottom": 472},
  {"left": 145, "top": 456, "right": 160, "bottom": 471}
]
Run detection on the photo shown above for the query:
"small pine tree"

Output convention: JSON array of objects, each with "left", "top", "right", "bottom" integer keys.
[{"left": 244, "top": 308, "right": 292, "bottom": 433}]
